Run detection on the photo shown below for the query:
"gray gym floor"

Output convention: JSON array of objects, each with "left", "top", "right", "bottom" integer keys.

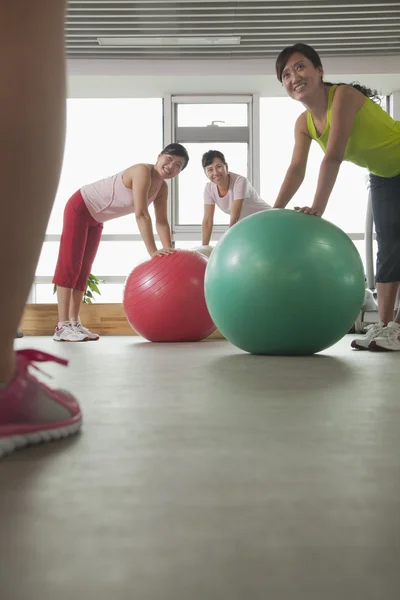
[{"left": 1, "top": 335, "right": 399, "bottom": 599}]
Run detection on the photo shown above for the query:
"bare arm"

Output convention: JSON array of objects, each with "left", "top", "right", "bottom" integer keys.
[
  {"left": 202, "top": 203, "right": 215, "bottom": 245},
  {"left": 273, "top": 112, "right": 312, "bottom": 209},
  {"left": 154, "top": 182, "right": 174, "bottom": 250},
  {"left": 230, "top": 199, "right": 244, "bottom": 227},
  {"left": 130, "top": 164, "right": 159, "bottom": 256},
  {"left": 303, "top": 85, "right": 365, "bottom": 216}
]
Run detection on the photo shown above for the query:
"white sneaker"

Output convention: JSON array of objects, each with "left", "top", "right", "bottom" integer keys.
[
  {"left": 351, "top": 321, "right": 385, "bottom": 350},
  {"left": 370, "top": 322, "right": 400, "bottom": 352},
  {"left": 72, "top": 321, "right": 100, "bottom": 341},
  {"left": 53, "top": 322, "right": 88, "bottom": 342}
]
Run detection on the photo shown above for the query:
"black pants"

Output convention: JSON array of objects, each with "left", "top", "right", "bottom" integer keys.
[{"left": 370, "top": 172, "right": 400, "bottom": 283}]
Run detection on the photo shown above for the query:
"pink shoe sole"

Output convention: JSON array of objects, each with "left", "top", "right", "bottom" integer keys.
[
  {"left": 0, "top": 349, "right": 82, "bottom": 459},
  {"left": 0, "top": 421, "right": 82, "bottom": 458}
]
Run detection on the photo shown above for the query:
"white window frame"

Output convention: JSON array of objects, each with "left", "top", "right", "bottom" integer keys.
[{"left": 165, "top": 94, "right": 260, "bottom": 235}]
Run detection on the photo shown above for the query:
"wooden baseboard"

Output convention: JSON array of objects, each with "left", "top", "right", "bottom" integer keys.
[{"left": 20, "top": 303, "right": 224, "bottom": 338}]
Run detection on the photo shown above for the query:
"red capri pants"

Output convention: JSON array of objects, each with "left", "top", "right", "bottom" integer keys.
[{"left": 53, "top": 190, "right": 103, "bottom": 292}]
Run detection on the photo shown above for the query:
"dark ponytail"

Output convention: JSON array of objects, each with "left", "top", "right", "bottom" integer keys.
[{"left": 324, "top": 81, "right": 379, "bottom": 101}]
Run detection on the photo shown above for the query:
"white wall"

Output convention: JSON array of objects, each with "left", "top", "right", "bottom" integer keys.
[{"left": 67, "top": 55, "right": 400, "bottom": 98}]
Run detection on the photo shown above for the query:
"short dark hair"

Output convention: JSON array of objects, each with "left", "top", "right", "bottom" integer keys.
[
  {"left": 275, "top": 42, "right": 378, "bottom": 99},
  {"left": 160, "top": 143, "right": 189, "bottom": 169},
  {"left": 201, "top": 150, "right": 227, "bottom": 169}
]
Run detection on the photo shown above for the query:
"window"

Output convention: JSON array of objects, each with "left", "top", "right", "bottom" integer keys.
[
  {"left": 36, "top": 239, "right": 152, "bottom": 279},
  {"left": 33, "top": 98, "right": 163, "bottom": 299},
  {"left": 176, "top": 142, "right": 248, "bottom": 226},
  {"left": 92, "top": 242, "right": 149, "bottom": 276},
  {"left": 260, "top": 97, "right": 369, "bottom": 233},
  {"left": 46, "top": 98, "right": 162, "bottom": 236},
  {"left": 172, "top": 97, "right": 252, "bottom": 229},
  {"left": 175, "top": 240, "right": 204, "bottom": 250},
  {"left": 36, "top": 242, "right": 59, "bottom": 277},
  {"left": 35, "top": 282, "right": 125, "bottom": 304},
  {"left": 177, "top": 103, "right": 248, "bottom": 127},
  {"left": 353, "top": 239, "right": 378, "bottom": 276},
  {"left": 35, "top": 285, "right": 58, "bottom": 304}
]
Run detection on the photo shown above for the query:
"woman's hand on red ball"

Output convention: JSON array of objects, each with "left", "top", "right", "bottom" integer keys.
[{"left": 151, "top": 248, "right": 176, "bottom": 258}]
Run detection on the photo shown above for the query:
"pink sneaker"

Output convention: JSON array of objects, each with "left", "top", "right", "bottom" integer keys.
[{"left": 0, "top": 349, "right": 82, "bottom": 459}]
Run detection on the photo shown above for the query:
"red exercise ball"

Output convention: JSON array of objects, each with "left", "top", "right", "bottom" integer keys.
[{"left": 123, "top": 250, "right": 216, "bottom": 342}]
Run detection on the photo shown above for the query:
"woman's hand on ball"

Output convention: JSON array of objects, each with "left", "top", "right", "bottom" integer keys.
[
  {"left": 294, "top": 206, "right": 323, "bottom": 217},
  {"left": 151, "top": 248, "right": 176, "bottom": 258}
]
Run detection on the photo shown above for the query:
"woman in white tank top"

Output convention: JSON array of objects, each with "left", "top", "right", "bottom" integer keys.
[
  {"left": 52, "top": 143, "right": 189, "bottom": 342},
  {"left": 201, "top": 150, "right": 271, "bottom": 248}
]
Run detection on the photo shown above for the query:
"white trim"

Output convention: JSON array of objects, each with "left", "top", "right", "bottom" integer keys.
[
  {"left": 172, "top": 95, "right": 253, "bottom": 104},
  {"left": 30, "top": 232, "right": 372, "bottom": 302},
  {"left": 34, "top": 275, "right": 127, "bottom": 285},
  {"left": 251, "top": 94, "right": 261, "bottom": 194},
  {"left": 163, "top": 93, "right": 172, "bottom": 146},
  {"left": 172, "top": 94, "right": 252, "bottom": 229},
  {"left": 41, "top": 230, "right": 371, "bottom": 246},
  {"left": 26, "top": 286, "right": 36, "bottom": 303},
  {"left": 170, "top": 98, "right": 179, "bottom": 229},
  {"left": 390, "top": 90, "right": 400, "bottom": 120},
  {"left": 175, "top": 126, "right": 249, "bottom": 143},
  {"left": 163, "top": 94, "right": 174, "bottom": 230},
  {"left": 44, "top": 234, "right": 160, "bottom": 242},
  {"left": 173, "top": 230, "right": 225, "bottom": 241},
  {"left": 173, "top": 225, "right": 227, "bottom": 235}
]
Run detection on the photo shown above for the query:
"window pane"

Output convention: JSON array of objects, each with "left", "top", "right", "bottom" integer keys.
[
  {"left": 177, "top": 142, "right": 248, "bottom": 225},
  {"left": 175, "top": 241, "right": 203, "bottom": 250},
  {"left": 260, "top": 97, "right": 369, "bottom": 233},
  {"left": 36, "top": 241, "right": 150, "bottom": 278},
  {"left": 93, "top": 283, "right": 125, "bottom": 303},
  {"left": 34, "top": 283, "right": 125, "bottom": 304},
  {"left": 352, "top": 239, "right": 378, "bottom": 276},
  {"left": 177, "top": 103, "right": 248, "bottom": 127},
  {"left": 47, "top": 98, "right": 162, "bottom": 235},
  {"left": 92, "top": 241, "right": 150, "bottom": 276},
  {"left": 35, "top": 284, "right": 57, "bottom": 304},
  {"left": 36, "top": 242, "right": 59, "bottom": 276}
]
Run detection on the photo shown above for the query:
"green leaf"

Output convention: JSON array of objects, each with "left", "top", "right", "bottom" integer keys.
[
  {"left": 53, "top": 284, "right": 57, "bottom": 295},
  {"left": 90, "top": 282, "right": 101, "bottom": 295},
  {"left": 87, "top": 280, "right": 98, "bottom": 292},
  {"left": 85, "top": 290, "right": 93, "bottom": 298}
]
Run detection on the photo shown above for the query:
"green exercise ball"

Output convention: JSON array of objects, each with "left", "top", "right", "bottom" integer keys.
[{"left": 205, "top": 209, "right": 365, "bottom": 355}]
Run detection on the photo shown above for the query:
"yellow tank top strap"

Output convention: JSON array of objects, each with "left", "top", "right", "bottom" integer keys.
[{"left": 307, "top": 85, "right": 337, "bottom": 140}]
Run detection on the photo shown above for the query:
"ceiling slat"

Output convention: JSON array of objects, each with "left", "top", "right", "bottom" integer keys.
[{"left": 65, "top": 0, "right": 400, "bottom": 60}]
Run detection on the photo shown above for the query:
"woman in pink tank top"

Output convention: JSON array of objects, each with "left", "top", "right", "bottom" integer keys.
[{"left": 52, "top": 143, "right": 189, "bottom": 342}]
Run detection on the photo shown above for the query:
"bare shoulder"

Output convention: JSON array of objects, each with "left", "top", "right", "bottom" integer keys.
[
  {"left": 332, "top": 84, "right": 365, "bottom": 109},
  {"left": 123, "top": 163, "right": 152, "bottom": 187}
]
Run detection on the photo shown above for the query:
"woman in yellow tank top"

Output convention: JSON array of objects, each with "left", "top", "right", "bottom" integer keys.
[{"left": 274, "top": 43, "right": 400, "bottom": 352}]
